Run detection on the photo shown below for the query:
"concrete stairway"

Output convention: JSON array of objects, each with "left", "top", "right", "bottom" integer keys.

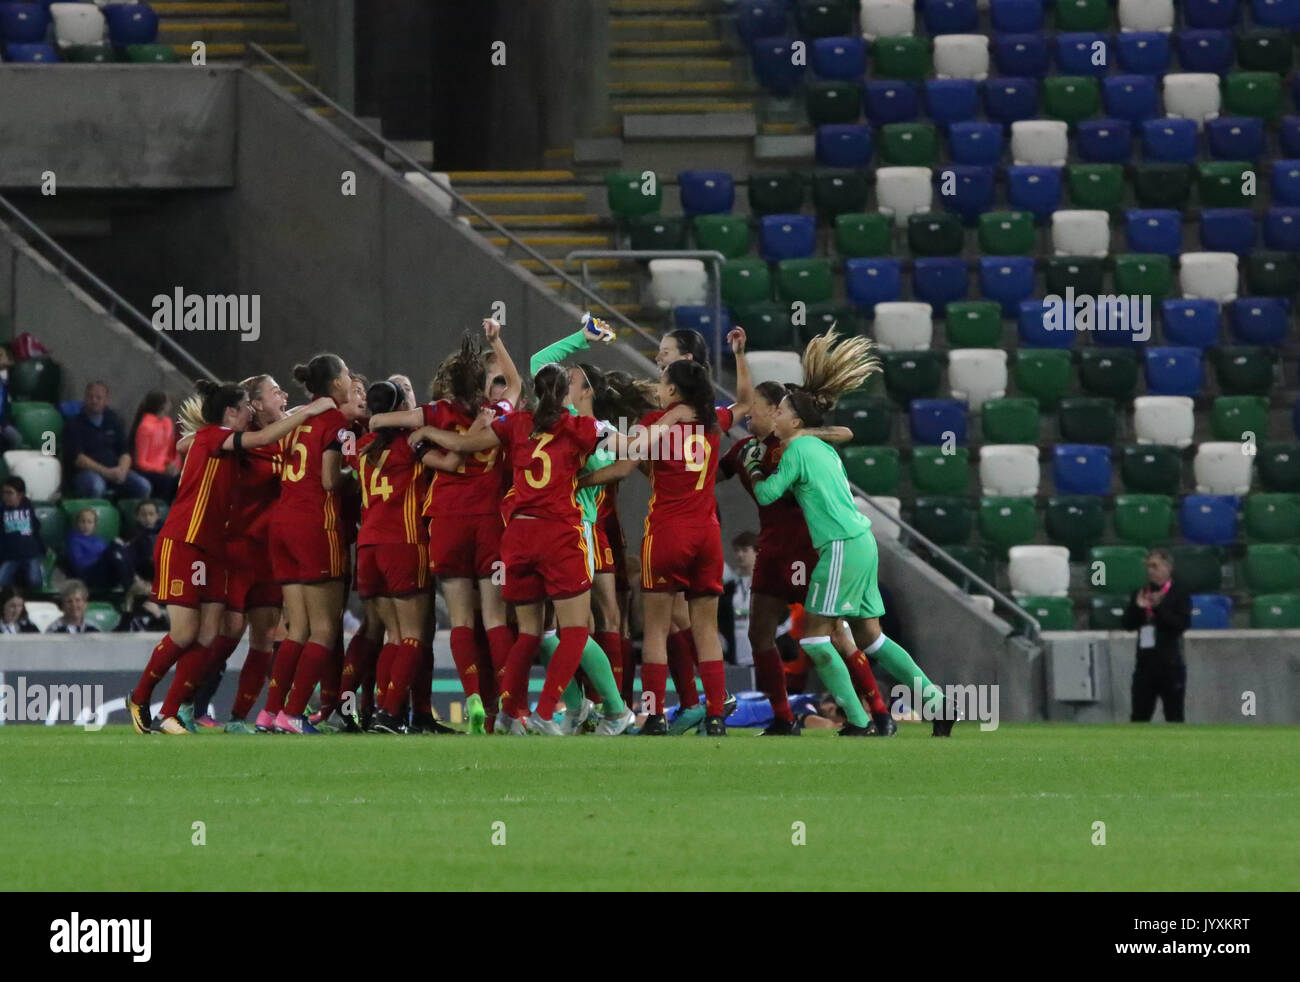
[{"left": 151, "top": 0, "right": 315, "bottom": 89}]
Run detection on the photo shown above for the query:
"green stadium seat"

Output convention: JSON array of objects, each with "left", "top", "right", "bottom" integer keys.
[
  {"left": 1018, "top": 595, "right": 1075, "bottom": 630},
  {"left": 1133, "top": 163, "right": 1193, "bottom": 209},
  {"left": 1222, "top": 72, "right": 1283, "bottom": 118},
  {"left": 60, "top": 499, "right": 120, "bottom": 543},
  {"left": 1235, "top": 29, "right": 1293, "bottom": 74},
  {"left": 8, "top": 357, "right": 61, "bottom": 402},
  {"left": 734, "top": 302, "right": 793, "bottom": 350},
  {"left": 33, "top": 504, "right": 66, "bottom": 554},
  {"left": 1119, "top": 444, "right": 1182, "bottom": 494},
  {"left": 605, "top": 171, "right": 661, "bottom": 218},
  {"left": 880, "top": 123, "right": 938, "bottom": 166},
  {"left": 117, "top": 498, "right": 169, "bottom": 537},
  {"left": 1212, "top": 396, "right": 1269, "bottom": 444},
  {"left": 1259, "top": 444, "right": 1300, "bottom": 493},
  {"left": 1245, "top": 544, "right": 1300, "bottom": 593},
  {"left": 1046, "top": 494, "right": 1105, "bottom": 558},
  {"left": 1213, "top": 346, "right": 1275, "bottom": 397},
  {"left": 1250, "top": 593, "right": 1300, "bottom": 628},
  {"left": 913, "top": 495, "right": 973, "bottom": 545},
  {"left": 798, "top": 302, "right": 858, "bottom": 344},
  {"left": 1113, "top": 253, "right": 1172, "bottom": 303},
  {"left": 981, "top": 397, "right": 1041, "bottom": 444},
  {"left": 979, "top": 496, "right": 1038, "bottom": 550},
  {"left": 1013, "top": 349, "right": 1072, "bottom": 410},
  {"left": 1243, "top": 494, "right": 1300, "bottom": 543},
  {"left": 796, "top": 0, "right": 854, "bottom": 36},
  {"left": 907, "top": 212, "right": 964, "bottom": 256},
  {"left": 1089, "top": 594, "right": 1131, "bottom": 630},
  {"left": 1245, "top": 252, "right": 1300, "bottom": 297},
  {"left": 124, "top": 44, "right": 178, "bottom": 63},
  {"left": 1055, "top": 0, "right": 1109, "bottom": 31},
  {"left": 1169, "top": 545, "right": 1223, "bottom": 593},
  {"left": 721, "top": 259, "right": 771, "bottom": 307},
  {"left": 873, "top": 35, "right": 930, "bottom": 80},
  {"left": 1043, "top": 76, "right": 1101, "bottom": 124},
  {"left": 775, "top": 258, "right": 834, "bottom": 304},
  {"left": 882, "top": 350, "right": 943, "bottom": 404},
  {"left": 833, "top": 391, "right": 895, "bottom": 444},
  {"left": 9, "top": 401, "right": 63, "bottom": 451},
  {"left": 978, "top": 211, "right": 1036, "bottom": 255},
  {"left": 806, "top": 81, "right": 863, "bottom": 125},
  {"left": 1058, "top": 396, "right": 1117, "bottom": 444},
  {"left": 1067, "top": 164, "right": 1126, "bottom": 211},
  {"left": 1113, "top": 494, "right": 1174, "bottom": 546},
  {"left": 1197, "top": 162, "right": 1254, "bottom": 208},
  {"left": 1078, "top": 348, "right": 1138, "bottom": 399},
  {"left": 63, "top": 44, "right": 115, "bottom": 62},
  {"left": 748, "top": 172, "right": 805, "bottom": 216},
  {"left": 933, "top": 545, "right": 996, "bottom": 593},
  {"left": 834, "top": 212, "right": 891, "bottom": 257},
  {"left": 693, "top": 215, "right": 751, "bottom": 259},
  {"left": 911, "top": 446, "right": 970, "bottom": 494},
  {"left": 945, "top": 301, "right": 1002, "bottom": 348},
  {"left": 812, "top": 170, "right": 869, "bottom": 219},
  {"left": 842, "top": 446, "right": 900, "bottom": 494},
  {"left": 1089, "top": 545, "right": 1147, "bottom": 595},
  {"left": 1045, "top": 256, "right": 1105, "bottom": 297},
  {"left": 627, "top": 214, "right": 687, "bottom": 251},
  {"left": 83, "top": 602, "right": 120, "bottom": 633}
]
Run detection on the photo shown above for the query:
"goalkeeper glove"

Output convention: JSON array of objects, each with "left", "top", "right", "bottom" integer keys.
[
  {"left": 741, "top": 439, "right": 765, "bottom": 477},
  {"left": 581, "top": 312, "right": 616, "bottom": 344}
]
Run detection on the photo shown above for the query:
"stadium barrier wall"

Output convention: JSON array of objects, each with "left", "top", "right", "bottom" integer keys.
[{"left": 288, "top": 0, "right": 356, "bottom": 112}]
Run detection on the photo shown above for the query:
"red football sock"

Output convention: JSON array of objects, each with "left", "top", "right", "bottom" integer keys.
[
  {"left": 621, "top": 636, "right": 637, "bottom": 706},
  {"left": 340, "top": 633, "right": 378, "bottom": 707},
  {"left": 641, "top": 661, "right": 668, "bottom": 717},
  {"left": 375, "top": 642, "right": 399, "bottom": 698},
  {"left": 317, "top": 636, "right": 345, "bottom": 718},
  {"left": 131, "top": 634, "right": 184, "bottom": 706},
  {"left": 264, "top": 639, "right": 302, "bottom": 715},
  {"left": 698, "top": 659, "right": 727, "bottom": 717},
  {"left": 537, "top": 627, "right": 588, "bottom": 720},
  {"left": 284, "top": 642, "right": 329, "bottom": 717},
  {"left": 666, "top": 630, "right": 700, "bottom": 707},
  {"left": 412, "top": 643, "right": 434, "bottom": 715},
  {"left": 230, "top": 647, "right": 273, "bottom": 720},
  {"left": 846, "top": 650, "right": 889, "bottom": 716},
  {"left": 383, "top": 638, "right": 422, "bottom": 716},
  {"left": 449, "top": 626, "right": 482, "bottom": 698},
  {"left": 199, "top": 635, "right": 239, "bottom": 688},
  {"left": 753, "top": 647, "right": 793, "bottom": 723},
  {"left": 486, "top": 624, "right": 515, "bottom": 692},
  {"left": 161, "top": 642, "right": 210, "bottom": 718},
  {"left": 596, "top": 630, "right": 623, "bottom": 693},
  {"left": 500, "top": 633, "right": 541, "bottom": 719},
  {"left": 360, "top": 661, "right": 377, "bottom": 714}
]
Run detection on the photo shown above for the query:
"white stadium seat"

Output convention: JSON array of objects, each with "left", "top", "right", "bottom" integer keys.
[
  {"left": 25, "top": 602, "right": 62, "bottom": 634},
  {"left": 1011, "top": 120, "right": 1069, "bottom": 167},
  {"left": 873, "top": 302, "right": 933, "bottom": 350},
  {"left": 859, "top": 0, "right": 914, "bottom": 41},
  {"left": 979, "top": 444, "right": 1040, "bottom": 497},
  {"left": 404, "top": 171, "right": 453, "bottom": 214},
  {"left": 875, "top": 167, "right": 932, "bottom": 227},
  {"left": 1163, "top": 74, "right": 1221, "bottom": 127},
  {"left": 50, "top": 3, "right": 106, "bottom": 45},
  {"left": 3, "top": 451, "right": 61, "bottom": 502},
  {"left": 1195, "top": 442, "right": 1253, "bottom": 496},
  {"left": 647, "top": 258, "right": 708, "bottom": 309},
  {"left": 1118, "top": 0, "right": 1175, "bottom": 32},
  {"left": 968, "top": 594, "right": 996, "bottom": 614},
  {"left": 854, "top": 493, "right": 902, "bottom": 541},
  {"left": 933, "top": 35, "right": 989, "bottom": 81},
  {"left": 1008, "top": 545, "right": 1071, "bottom": 598},
  {"left": 1132, "top": 396, "right": 1195, "bottom": 448},
  {"left": 1051, "top": 210, "right": 1110, "bottom": 257},
  {"left": 747, "top": 351, "right": 803, "bottom": 387},
  {"left": 948, "top": 349, "right": 1007, "bottom": 411},
  {"left": 1180, "top": 252, "right": 1239, "bottom": 304}
]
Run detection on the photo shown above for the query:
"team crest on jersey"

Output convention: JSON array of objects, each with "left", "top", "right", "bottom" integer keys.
[{"left": 170, "top": 579, "right": 183, "bottom": 595}]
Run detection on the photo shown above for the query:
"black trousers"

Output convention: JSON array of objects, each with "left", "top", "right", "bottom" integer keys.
[{"left": 1131, "top": 655, "right": 1186, "bottom": 722}]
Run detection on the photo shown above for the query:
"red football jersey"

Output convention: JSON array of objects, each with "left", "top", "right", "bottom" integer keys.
[
  {"left": 490, "top": 410, "right": 599, "bottom": 525},
  {"left": 721, "top": 434, "right": 814, "bottom": 556},
  {"left": 421, "top": 399, "right": 512, "bottom": 517},
  {"left": 161, "top": 424, "right": 237, "bottom": 556},
  {"left": 640, "top": 405, "right": 733, "bottom": 532},
  {"left": 352, "top": 432, "right": 429, "bottom": 547},
  {"left": 273, "top": 407, "right": 350, "bottom": 534}
]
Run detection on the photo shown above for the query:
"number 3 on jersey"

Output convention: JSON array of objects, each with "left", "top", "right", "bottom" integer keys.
[{"left": 526, "top": 433, "right": 554, "bottom": 489}]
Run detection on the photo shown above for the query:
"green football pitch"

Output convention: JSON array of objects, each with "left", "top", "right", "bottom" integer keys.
[{"left": 1, "top": 724, "right": 1295, "bottom": 891}]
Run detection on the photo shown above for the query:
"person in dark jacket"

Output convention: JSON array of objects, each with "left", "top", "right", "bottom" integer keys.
[
  {"left": 1, "top": 586, "right": 39, "bottom": 633},
  {"left": 62, "top": 381, "right": 152, "bottom": 500},
  {"left": 0, "top": 476, "right": 44, "bottom": 590},
  {"left": 1121, "top": 548, "right": 1192, "bottom": 723}
]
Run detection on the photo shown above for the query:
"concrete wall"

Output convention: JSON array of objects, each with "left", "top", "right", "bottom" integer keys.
[{"left": 288, "top": 0, "right": 355, "bottom": 111}]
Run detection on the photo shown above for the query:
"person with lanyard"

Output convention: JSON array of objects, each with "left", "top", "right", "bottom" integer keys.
[{"left": 1121, "top": 548, "right": 1192, "bottom": 723}]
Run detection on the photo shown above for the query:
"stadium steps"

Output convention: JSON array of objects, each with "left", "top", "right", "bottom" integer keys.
[{"left": 154, "top": 0, "right": 318, "bottom": 91}]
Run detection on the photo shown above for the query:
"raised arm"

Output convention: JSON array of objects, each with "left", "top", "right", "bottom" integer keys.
[
  {"left": 748, "top": 437, "right": 801, "bottom": 506},
  {"left": 726, "top": 327, "right": 753, "bottom": 422},
  {"left": 370, "top": 408, "right": 423, "bottom": 432},
  {"left": 484, "top": 318, "right": 523, "bottom": 409},
  {"left": 578, "top": 456, "right": 639, "bottom": 488},
  {"left": 806, "top": 425, "right": 854, "bottom": 445},
  {"left": 420, "top": 447, "right": 464, "bottom": 474},
  {"left": 224, "top": 397, "right": 336, "bottom": 451},
  {"left": 411, "top": 425, "right": 499, "bottom": 455}
]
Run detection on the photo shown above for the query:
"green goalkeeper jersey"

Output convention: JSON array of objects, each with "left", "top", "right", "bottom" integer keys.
[{"left": 752, "top": 434, "right": 871, "bottom": 549}]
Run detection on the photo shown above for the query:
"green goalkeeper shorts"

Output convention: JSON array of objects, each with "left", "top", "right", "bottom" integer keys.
[{"left": 805, "top": 533, "right": 884, "bottom": 620}]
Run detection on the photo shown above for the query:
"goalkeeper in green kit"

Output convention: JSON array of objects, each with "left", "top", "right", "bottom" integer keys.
[{"left": 744, "top": 330, "right": 958, "bottom": 736}]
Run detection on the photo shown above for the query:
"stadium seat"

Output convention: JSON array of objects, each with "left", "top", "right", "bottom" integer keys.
[
  {"left": 1059, "top": 397, "right": 1118, "bottom": 444},
  {"left": 775, "top": 258, "right": 834, "bottom": 304},
  {"left": 61, "top": 499, "right": 120, "bottom": 543},
  {"left": 924, "top": 79, "right": 980, "bottom": 129},
  {"left": 1012, "top": 348, "right": 1072, "bottom": 409},
  {"left": 694, "top": 215, "right": 752, "bottom": 259},
  {"left": 49, "top": 2, "right": 105, "bottom": 46},
  {"left": 8, "top": 357, "right": 60, "bottom": 403},
  {"left": 1199, "top": 208, "right": 1256, "bottom": 254},
  {"left": 912, "top": 445, "right": 971, "bottom": 494},
  {"left": 1175, "top": 29, "right": 1234, "bottom": 74},
  {"left": 880, "top": 122, "right": 938, "bottom": 166},
  {"left": 747, "top": 351, "right": 804, "bottom": 386},
  {"left": 875, "top": 167, "right": 932, "bottom": 226},
  {"left": 1223, "top": 72, "right": 1283, "bottom": 118},
  {"left": 863, "top": 79, "right": 921, "bottom": 125},
  {"left": 1056, "top": 32, "right": 1111, "bottom": 78},
  {"left": 979, "top": 496, "right": 1039, "bottom": 549},
  {"left": 834, "top": 212, "right": 891, "bottom": 257},
  {"left": 759, "top": 214, "right": 816, "bottom": 262},
  {"left": 874, "top": 302, "right": 934, "bottom": 350},
  {"left": 812, "top": 36, "right": 868, "bottom": 80},
  {"left": 990, "top": 0, "right": 1045, "bottom": 32},
  {"left": 1198, "top": 161, "right": 1253, "bottom": 208},
  {"left": 1043, "top": 76, "right": 1101, "bottom": 124},
  {"left": 1066, "top": 164, "right": 1125, "bottom": 210},
  {"left": 796, "top": 302, "right": 856, "bottom": 344},
  {"left": 979, "top": 444, "right": 1040, "bottom": 497},
  {"left": 1120, "top": 444, "right": 1183, "bottom": 494},
  {"left": 1090, "top": 545, "right": 1150, "bottom": 594},
  {"left": 62, "top": 43, "right": 115, "bottom": 62},
  {"left": 913, "top": 257, "right": 970, "bottom": 310},
  {"left": 1076, "top": 119, "right": 1134, "bottom": 163},
  {"left": 860, "top": 0, "right": 914, "bottom": 41},
  {"left": 861, "top": 492, "right": 905, "bottom": 541},
  {"left": 936, "top": 164, "right": 996, "bottom": 224},
  {"left": 1190, "top": 594, "right": 1232, "bottom": 629},
  {"left": 1018, "top": 299, "right": 1074, "bottom": 349},
  {"left": 979, "top": 211, "right": 1036, "bottom": 255},
  {"left": 1279, "top": 117, "right": 1300, "bottom": 157},
  {"left": 1053, "top": 444, "right": 1113, "bottom": 495},
  {"left": 1244, "top": 544, "right": 1300, "bottom": 592},
  {"left": 122, "top": 42, "right": 175, "bottom": 62},
  {"left": 1080, "top": 348, "right": 1140, "bottom": 399},
  {"left": 935, "top": 545, "right": 996, "bottom": 591},
  {"left": 605, "top": 171, "right": 661, "bottom": 218},
  {"left": 984, "top": 77, "right": 1040, "bottom": 125},
  {"left": 103, "top": 3, "right": 158, "bottom": 45},
  {"left": 752, "top": 38, "right": 805, "bottom": 96},
  {"left": 627, "top": 215, "right": 687, "bottom": 251},
  {"left": 1214, "top": 346, "right": 1275, "bottom": 396},
  {"left": 720, "top": 259, "right": 771, "bottom": 308},
  {"left": 1212, "top": 394, "right": 1268, "bottom": 444},
  {"left": 0, "top": 2, "right": 50, "bottom": 42},
  {"left": 1143, "top": 346, "right": 1203, "bottom": 397},
  {"left": 2, "top": 450, "right": 60, "bottom": 501},
  {"left": 1133, "top": 163, "right": 1194, "bottom": 208},
  {"left": 1133, "top": 395, "right": 1196, "bottom": 447},
  {"left": 8, "top": 401, "right": 62, "bottom": 452},
  {"left": 735, "top": 0, "right": 788, "bottom": 42},
  {"left": 1272, "top": 160, "right": 1300, "bottom": 206},
  {"left": 673, "top": 307, "right": 732, "bottom": 347},
  {"left": 1141, "top": 118, "right": 1198, "bottom": 163},
  {"left": 1205, "top": 117, "right": 1264, "bottom": 161},
  {"left": 933, "top": 34, "right": 989, "bottom": 79},
  {"left": 921, "top": 0, "right": 977, "bottom": 34},
  {"left": 1250, "top": 593, "right": 1300, "bottom": 628},
  {"left": 993, "top": 33, "right": 1051, "bottom": 77},
  {"left": 1114, "top": 493, "right": 1175, "bottom": 545},
  {"left": 1088, "top": 594, "right": 1131, "bottom": 629},
  {"left": 873, "top": 35, "right": 931, "bottom": 80},
  {"left": 948, "top": 121, "right": 1004, "bottom": 165},
  {"left": 1253, "top": 0, "right": 1300, "bottom": 26},
  {"left": 845, "top": 257, "right": 903, "bottom": 312},
  {"left": 1259, "top": 444, "right": 1300, "bottom": 492},
  {"left": 1168, "top": 544, "right": 1223, "bottom": 592},
  {"left": 1018, "top": 595, "right": 1076, "bottom": 630},
  {"left": 883, "top": 351, "right": 944, "bottom": 403},
  {"left": 1183, "top": 0, "right": 1242, "bottom": 28},
  {"left": 1056, "top": 0, "right": 1109, "bottom": 31},
  {"left": 909, "top": 398, "right": 968, "bottom": 444},
  {"left": 1262, "top": 207, "right": 1300, "bottom": 251},
  {"left": 816, "top": 124, "right": 873, "bottom": 168},
  {"left": 979, "top": 256, "right": 1036, "bottom": 316},
  {"left": 24, "top": 602, "right": 61, "bottom": 633},
  {"left": 82, "top": 603, "right": 120, "bottom": 634},
  {"left": 841, "top": 446, "right": 901, "bottom": 494},
  {"left": 34, "top": 503, "right": 65, "bottom": 554},
  {"left": 1178, "top": 253, "right": 1238, "bottom": 303},
  {"left": 1194, "top": 442, "right": 1253, "bottom": 495},
  {"left": 948, "top": 349, "right": 1008, "bottom": 410},
  {"left": 678, "top": 171, "right": 734, "bottom": 216},
  {"left": 1125, "top": 210, "right": 1182, "bottom": 255},
  {"left": 1008, "top": 545, "right": 1071, "bottom": 597},
  {"left": 1163, "top": 73, "right": 1221, "bottom": 126},
  {"left": 1011, "top": 121, "right": 1068, "bottom": 168},
  {"left": 1051, "top": 210, "right": 1109, "bottom": 257},
  {"left": 1243, "top": 493, "right": 1300, "bottom": 542},
  {"left": 1107, "top": 78, "right": 1162, "bottom": 127},
  {"left": 912, "top": 495, "right": 973, "bottom": 544},
  {"left": 833, "top": 391, "right": 896, "bottom": 443},
  {"left": 1046, "top": 495, "right": 1107, "bottom": 557},
  {"left": 1245, "top": 251, "right": 1300, "bottom": 295},
  {"left": 945, "top": 300, "right": 1002, "bottom": 348},
  {"left": 749, "top": 173, "right": 805, "bottom": 216},
  {"left": 1116, "top": 32, "right": 1171, "bottom": 75},
  {"left": 3, "top": 42, "right": 58, "bottom": 61},
  {"left": 1228, "top": 298, "right": 1288, "bottom": 347},
  {"left": 982, "top": 397, "right": 1041, "bottom": 443},
  {"left": 1180, "top": 494, "right": 1240, "bottom": 544},
  {"left": 1118, "top": 0, "right": 1174, "bottom": 31},
  {"left": 1045, "top": 255, "right": 1105, "bottom": 296},
  {"left": 807, "top": 81, "right": 863, "bottom": 125},
  {"left": 797, "top": 0, "right": 855, "bottom": 36}
]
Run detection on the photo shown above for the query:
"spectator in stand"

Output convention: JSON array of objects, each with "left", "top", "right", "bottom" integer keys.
[
  {"left": 0, "top": 476, "right": 44, "bottom": 591},
  {"left": 720, "top": 530, "right": 758, "bottom": 666},
  {"left": 125, "top": 499, "right": 163, "bottom": 585},
  {"left": 1, "top": 586, "right": 39, "bottom": 634},
  {"left": 62, "top": 381, "right": 151, "bottom": 501},
  {"left": 47, "top": 579, "right": 99, "bottom": 634},
  {"left": 0, "top": 344, "right": 22, "bottom": 450},
  {"left": 130, "top": 391, "right": 180, "bottom": 501},
  {"left": 116, "top": 577, "right": 169, "bottom": 633},
  {"left": 64, "top": 507, "right": 126, "bottom": 590}
]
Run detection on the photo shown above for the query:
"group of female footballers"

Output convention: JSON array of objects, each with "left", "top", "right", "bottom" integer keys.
[{"left": 125, "top": 312, "right": 956, "bottom": 738}]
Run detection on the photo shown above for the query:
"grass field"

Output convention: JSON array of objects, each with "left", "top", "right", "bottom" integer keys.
[{"left": 1, "top": 723, "right": 1295, "bottom": 891}]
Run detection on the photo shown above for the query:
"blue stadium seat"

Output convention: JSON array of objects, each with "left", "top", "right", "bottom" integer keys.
[
  {"left": 1199, "top": 209, "right": 1257, "bottom": 254},
  {"left": 678, "top": 171, "right": 734, "bottom": 216},
  {"left": 1174, "top": 30, "right": 1234, "bottom": 74},
  {"left": 1006, "top": 166, "right": 1063, "bottom": 221},
  {"left": 925, "top": 79, "right": 979, "bottom": 128},
  {"left": 864, "top": 80, "right": 920, "bottom": 125},
  {"left": 984, "top": 78, "right": 1040, "bottom": 126},
  {"left": 990, "top": 0, "right": 1045, "bottom": 33},
  {"left": 104, "top": 3, "right": 159, "bottom": 45},
  {"left": 1126, "top": 210, "right": 1183, "bottom": 256},
  {"left": 1145, "top": 347, "right": 1205, "bottom": 396},
  {"left": 1019, "top": 298, "right": 1075, "bottom": 349},
  {"left": 1272, "top": 160, "right": 1300, "bottom": 206},
  {"left": 735, "top": 0, "right": 788, "bottom": 43},
  {"left": 3, "top": 42, "right": 57, "bottom": 61},
  {"left": 1205, "top": 118, "right": 1264, "bottom": 161},
  {"left": 1263, "top": 206, "right": 1300, "bottom": 251},
  {"left": 1093, "top": 298, "right": 1151, "bottom": 348},
  {"left": 1116, "top": 32, "right": 1172, "bottom": 76},
  {"left": 758, "top": 214, "right": 816, "bottom": 261},
  {"left": 1252, "top": 0, "right": 1300, "bottom": 28},
  {"left": 1161, "top": 298, "right": 1222, "bottom": 348},
  {"left": 1180, "top": 495, "right": 1240, "bottom": 545},
  {"left": 1190, "top": 594, "right": 1233, "bottom": 629},
  {"left": 0, "top": 2, "right": 50, "bottom": 42},
  {"left": 811, "top": 36, "right": 867, "bottom": 80},
  {"left": 845, "top": 258, "right": 903, "bottom": 313},
  {"left": 1183, "top": 0, "right": 1241, "bottom": 29},
  {"left": 1106, "top": 76, "right": 1161, "bottom": 126},
  {"left": 913, "top": 257, "right": 970, "bottom": 310},
  {"left": 1053, "top": 445, "right": 1113, "bottom": 495},
  {"left": 979, "top": 256, "right": 1036, "bottom": 314},
  {"left": 752, "top": 38, "right": 805, "bottom": 95},
  {"left": 1229, "top": 297, "right": 1291, "bottom": 345},
  {"left": 1279, "top": 118, "right": 1300, "bottom": 157},
  {"left": 1141, "top": 118, "right": 1198, "bottom": 161},
  {"left": 673, "top": 306, "right": 732, "bottom": 345},
  {"left": 948, "top": 121, "right": 1004, "bottom": 165},
  {"left": 1076, "top": 119, "right": 1133, "bottom": 163},
  {"left": 816, "top": 124, "right": 873, "bottom": 167},
  {"left": 921, "top": 0, "right": 978, "bottom": 34},
  {"left": 992, "top": 34, "right": 1050, "bottom": 77},
  {"left": 910, "top": 399, "right": 969, "bottom": 445},
  {"left": 937, "top": 164, "right": 996, "bottom": 222},
  {"left": 1056, "top": 33, "right": 1111, "bottom": 78}
]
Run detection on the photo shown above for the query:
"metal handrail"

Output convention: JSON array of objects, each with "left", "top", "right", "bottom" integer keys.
[
  {"left": 245, "top": 43, "right": 663, "bottom": 355},
  {"left": 0, "top": 195, "right": 216, "bottom": 382}
]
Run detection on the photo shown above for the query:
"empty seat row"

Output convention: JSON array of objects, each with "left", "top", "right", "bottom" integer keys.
[
  {"left": 0, "top": 3, "right": 158, "bottom": 47},
  {"left": 1019, "top": 591, "right": 1300, "bottom": 629}
]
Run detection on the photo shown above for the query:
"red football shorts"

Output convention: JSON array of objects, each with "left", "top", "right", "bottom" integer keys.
[
  {"left": 356, "top": 543, "right": 429, "bottom": 599},
  {"left": 752, "top": 547, "right": 820, "bottom": 605},
  {"left": 500, "top": 517, "right": 591, "bottom": 604},
  {"left": 427, "top": 512, "right": 503, "bottom": 580},
  {"left": 588, "top": 521, "right": 615, "bottom": 576},
  {"left": 270, "top": 521, "right": 350, "bottom": 584},
  {"left": 225, "top": 536, "right": 282, "bottom": 611},
  {"left": 151, "top": 536, "right": 228, "bottom": 608},
  {"left": 640, "top": 524, "right": 724, "bottom": 597}
]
